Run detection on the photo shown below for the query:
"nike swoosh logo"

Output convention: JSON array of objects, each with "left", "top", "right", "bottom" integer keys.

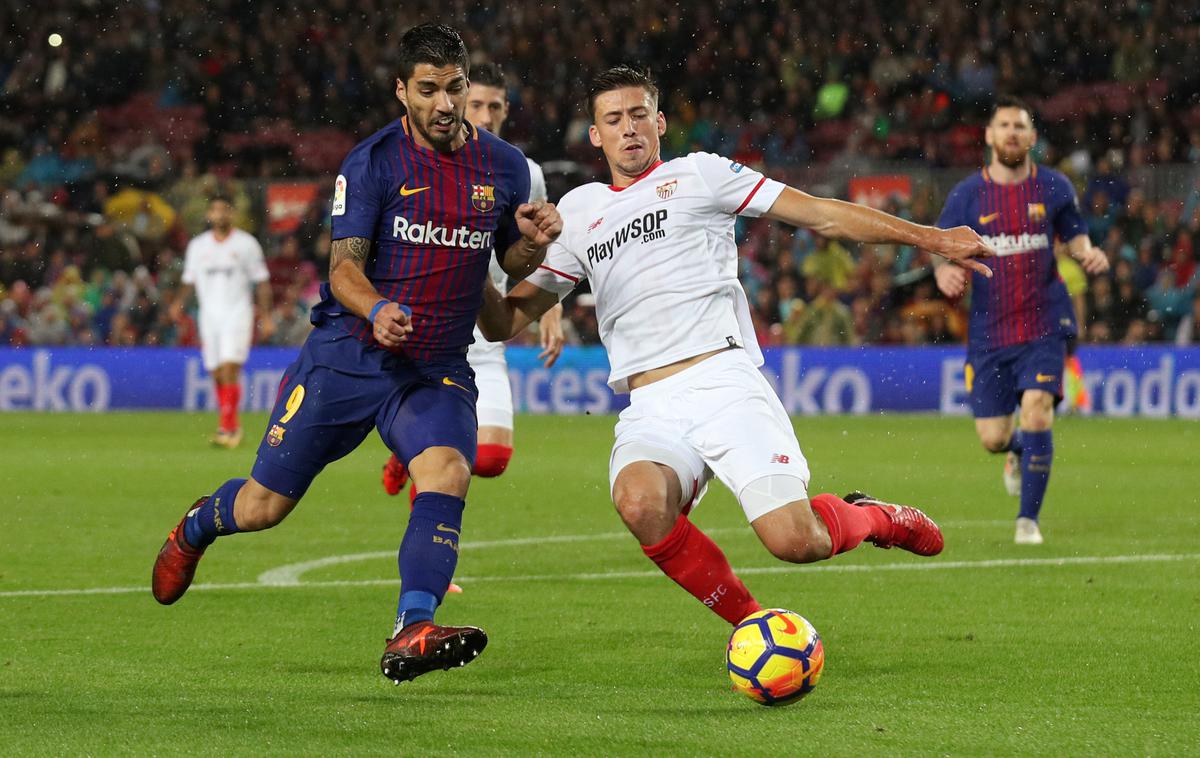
[
  {"left": 399, "top": 184, "right": 429, "bottom": 197},
  {"left": 771, "top": 611, "right": 798, "bottom": 635},
  {"left": 1035, "top": 373, "right": 1057, "bottom": 382},
  {"left": 442, "top": 377, "right": 468, "bottom": 392},
  {"left": 435, "top": 523, "right": 461, "bottom": 536},
  {"left": 978, "top": 213, "right": 999, "bottom": 225}
]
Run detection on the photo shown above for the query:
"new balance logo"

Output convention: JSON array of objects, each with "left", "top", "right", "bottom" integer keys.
[{"left": 770, "top": 453, "right": 791, "bottom": 464}]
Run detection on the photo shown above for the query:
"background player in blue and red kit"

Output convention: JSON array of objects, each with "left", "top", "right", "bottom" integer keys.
[
  {"left": 934, "top": 96, "right": 1108, "bottom": 545},
  {"left": 151, "top": 23, "right": 563, "bottom": 683}
]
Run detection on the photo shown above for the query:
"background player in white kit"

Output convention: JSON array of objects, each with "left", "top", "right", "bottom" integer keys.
[
  {"left": 181, "top": 195, "right": 273, "bottom": 448},
  {"left": 478, "top": 66, "right": 995, "bottom": 629},
  {"left": 381, "top": 63, "right": 565, "bottom": 512}
]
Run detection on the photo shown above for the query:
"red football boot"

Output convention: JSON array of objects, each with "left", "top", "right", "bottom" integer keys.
[
  {"left": 382, "top": 455, "right": 409, "bottom": 496},
  {"left": 844, "top": 492, "right": 944, "bottom": 557},
  {"left": 380, "top": 620, "right": 488, "bottom": 684},
  {"left": 152, "top": 497, "right": 208, "bottom": 605}
]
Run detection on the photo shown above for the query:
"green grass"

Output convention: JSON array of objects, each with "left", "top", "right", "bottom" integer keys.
[{"left": 1, "top": 412, "right": 1197, "bottom": 756}]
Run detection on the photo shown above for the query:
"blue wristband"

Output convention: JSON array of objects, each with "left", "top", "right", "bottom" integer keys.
[{"left": 369, "top": 299, "right": 390, "bottom": 324}]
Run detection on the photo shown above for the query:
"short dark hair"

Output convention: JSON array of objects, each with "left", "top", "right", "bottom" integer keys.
[
  {"left": 470, "top": 62, "right": 507, "bottom": 91},
  {"left": 586, "top": 65, "right": 659, "bottom": 118},
  {"left": 397, "top": 23, "right": 469, "bottom": 82},
  {"left": 991, "top": 95, "right": 1033, "bottom": 122},
  {"left": 208, "top": 194, "right": 233, "bottom": 206}
]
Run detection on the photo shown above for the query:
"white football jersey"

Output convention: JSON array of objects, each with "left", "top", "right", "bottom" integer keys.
[
  {"left": 525, "top": 152, "right": 785, "bottom": 392},
  {"left": 472, "top": 157, "right": 549, "bottom": 356},
  {"left": 182, "top": 228, "right": 268, "bottom": 326}
]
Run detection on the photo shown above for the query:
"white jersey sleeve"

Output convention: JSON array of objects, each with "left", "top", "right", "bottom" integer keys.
[
  {"left": 242, "top": 233, "right": 269, "bottom": 284},
  {"left": 689, "top": 152, "right": 786, "bottom": 218},
  {"left": 524, "top": 239, "right": 583, "bottom": 299},
  {"left": 181, "top": 239, "right": 198, "bottom": 285},
  {"left": 527, "top": 158, "right": 548, "bottom": 204}
]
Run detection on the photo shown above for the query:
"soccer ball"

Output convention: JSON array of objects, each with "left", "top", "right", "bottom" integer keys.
[{"left": 726, "top": 608, "right": 824, "bottom": 706}]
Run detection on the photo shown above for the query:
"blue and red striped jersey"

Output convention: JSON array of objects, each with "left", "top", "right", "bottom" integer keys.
[
  {"left": 937, "top": 164, "right": 1087, "bottom": 351},
  {"left": 316, "top": 117, "right": 531, "bottom": 361}
]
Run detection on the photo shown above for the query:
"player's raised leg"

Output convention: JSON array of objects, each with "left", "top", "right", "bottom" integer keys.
[
  {"left": 612, "top": 458, "right": 762, "bottom": 626},
  {"left": 152, "top": 477, "right": 298, "bottom": 604}
]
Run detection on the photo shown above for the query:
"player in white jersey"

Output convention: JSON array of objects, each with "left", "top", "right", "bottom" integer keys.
[
  {"left": 181, "top": 195, "right": 273, "bottom": 448},
  {"left": 478, "top": 66, "right": 995, "bottom": 629},
  {"left": 380, "top": 63, "right": 565, "bottom": 585}
]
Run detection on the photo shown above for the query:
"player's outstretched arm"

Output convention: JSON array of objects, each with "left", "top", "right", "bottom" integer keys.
[
  {"left": 501, "top": 201, "right": 563, "bottom": 279},
  {"left": 477, "top": 278, "right": 559, "bottom": 343},
  {"left": 329, "top": 236, "right": 411, "bottom": 347},
  {"left": 764, "top": 187, "right": 995, "bottom": 277}
]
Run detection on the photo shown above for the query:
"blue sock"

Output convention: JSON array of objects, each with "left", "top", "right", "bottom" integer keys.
[
  {"left": 1008, "top": 430, "right": 1024, "bottom": 456},
  {"left": 183, "top": 478, "right": 245, "bottom": 550},
  {"left": 1018, "top": 431, "right": 1053, "bottom": 521},
  {"left": 395, "top": 492, "right": 465, "bottom": 630}
]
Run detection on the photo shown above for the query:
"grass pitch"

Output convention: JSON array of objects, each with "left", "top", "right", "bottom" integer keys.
[{"left": 1, "top": 412, "right": 1197, "bottom": 756}]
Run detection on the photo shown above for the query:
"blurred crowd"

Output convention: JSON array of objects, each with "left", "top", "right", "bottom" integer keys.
[
  {"left": 2, "top": 0, "right": 1199, "bottom": 349},
  {"left": 738, "top": 184, "right": 1200, "bottom": 347}
]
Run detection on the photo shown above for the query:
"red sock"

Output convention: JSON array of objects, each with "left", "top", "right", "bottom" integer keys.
[
  {"left": 215, "top": 383, "right": 231, "bottom": 431},
  {"left": 227, "top": 383, "right": 241, "bottom": 430},
  {"left": 808, "top": 493, "right": 890, "bottom": 556},
  {"left": 473, "top": 444, "right": 512, "bottom": 477},
  {"left": 641, "top": 514, "right": 761, "bottom": 625}
]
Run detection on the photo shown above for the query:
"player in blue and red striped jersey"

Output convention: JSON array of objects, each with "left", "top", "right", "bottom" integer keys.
[
  {"left": 934, "top": 96, "right": 1108, "bottom": 545},
  {"left": 151, "top": 23, "right": 562, "bottom": 683}
]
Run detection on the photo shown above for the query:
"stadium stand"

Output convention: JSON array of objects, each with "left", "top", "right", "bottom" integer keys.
[{"left": 1, "top": 0, "right": 1198, "bottom": 347}]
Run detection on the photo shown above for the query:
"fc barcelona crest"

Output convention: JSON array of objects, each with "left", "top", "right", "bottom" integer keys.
[
  {"left": 1027, "top": 203, "right": 1046, "bottom": 222},
  {"left": 471, "top": 184, "right": 496, "bottom": 212},
  {"left": 267, "top": 424, "right": 286, "bottom": 447}
]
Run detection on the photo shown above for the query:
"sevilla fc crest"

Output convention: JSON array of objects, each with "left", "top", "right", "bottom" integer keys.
[
  {"left": 471, "top": 184, "right": 496, "bottom": 212},
  {"left": 656, "top": 180, "right": 678, "bottom": 199}
]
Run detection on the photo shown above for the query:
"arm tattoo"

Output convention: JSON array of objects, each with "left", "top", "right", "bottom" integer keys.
[{"left": 330, "top": 236, "right": 371, "bottom": 273}]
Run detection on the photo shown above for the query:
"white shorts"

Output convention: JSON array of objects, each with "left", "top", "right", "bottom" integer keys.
[
  {"left": 200, "top": 315, "right": 253, "bottom": 372},
  {"left": 608, "top": 349, "right": 810, "bottom": 522},
  {"left": 468, "top": 340, "right": 513, "bottom": 430}
]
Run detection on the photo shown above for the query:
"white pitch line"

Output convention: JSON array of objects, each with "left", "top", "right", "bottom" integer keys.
[
  {"left": 255, "top": 520, "right": 1014, "bottom": 586},
  {"left": 1, "top": 552, "right": 1196, "bottom": 599}
]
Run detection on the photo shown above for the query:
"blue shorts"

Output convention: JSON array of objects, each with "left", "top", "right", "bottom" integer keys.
[
  {"left": 251, "top": 326, "right": 478, "bottom": 499},
  {"left": 966, "top": 335, "right": 1065, "bottom": 418}
]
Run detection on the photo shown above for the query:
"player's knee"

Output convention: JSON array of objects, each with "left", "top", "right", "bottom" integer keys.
[
  {"left": 410, "top": 447, "right": 472, "bottom": 496},
  {"left": 472, "top": 444, "right": 513, "bottom": 478},
  {"left": 1020, "top": 399, "right": 1055, "bottom": 431},
  {"left": 612, "top": 482, "right": 671, "bottom": 534},
  {"left": 978, "top": 429, "right": 1011, "bottom": 454}
]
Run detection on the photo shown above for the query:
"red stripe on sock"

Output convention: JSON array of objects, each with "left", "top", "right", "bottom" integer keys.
[{"left": 641, "top": 514, "right": 760, "bottom": 625}]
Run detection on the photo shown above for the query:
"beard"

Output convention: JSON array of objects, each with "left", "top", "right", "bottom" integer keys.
[
  {"left": 994, "top": 143, "right": 1030, "bottom": 168},
  {"left": 414, "top": 114, "right": 462, "bottom": 151}
]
